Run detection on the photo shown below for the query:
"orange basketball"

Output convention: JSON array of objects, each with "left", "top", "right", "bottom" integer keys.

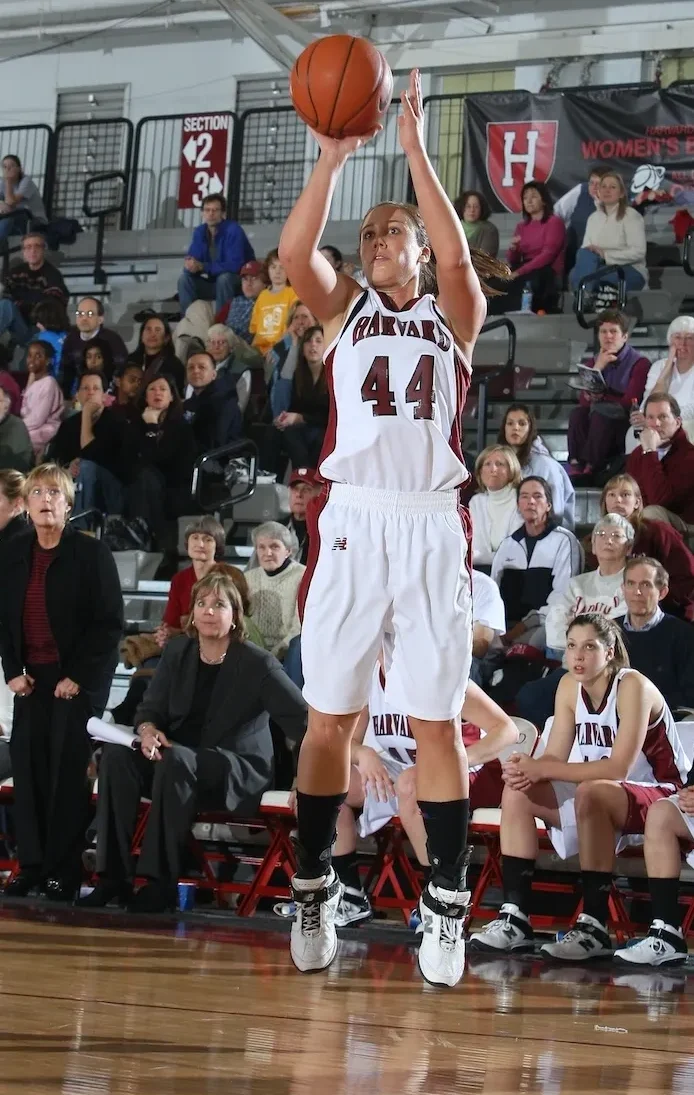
[{"left": 290, "top": 35, "right": 393, "bottom": 140}]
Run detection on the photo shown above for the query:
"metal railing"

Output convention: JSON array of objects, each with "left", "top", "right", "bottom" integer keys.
[
  {"left": 573, "top": 265, "right": 627, "bottom": 330},
  {"left": 128, "top": 112, "right": 237, "bottom": 230},
  {"left": 45, "top": 118, "right": 133, "bottom": 228},
  {"left": 192, "top": 439, "right": 258, "bottom": 517},
  {"left": 83, "top": 171, "right": 129, "bottom": 285},
  {"left": 473, "top": 317, "right": 517, "bottom": 453}
]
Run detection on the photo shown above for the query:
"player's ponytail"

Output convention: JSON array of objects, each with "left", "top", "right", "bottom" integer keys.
[
  {"left": 360, "top": 201, "right": 511, "bottom": 298},
  {"left": 567, "top": 613, "right": 630, "bottom": 671}
]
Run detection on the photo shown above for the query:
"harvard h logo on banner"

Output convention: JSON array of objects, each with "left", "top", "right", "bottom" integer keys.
[{"left": 486, "top": 121, "right": 558, "bottom": 213}]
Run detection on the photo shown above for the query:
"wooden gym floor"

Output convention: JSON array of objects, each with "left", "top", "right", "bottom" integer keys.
[{"left": 0, "top": 903, "right": 693, "bottom": 1095}]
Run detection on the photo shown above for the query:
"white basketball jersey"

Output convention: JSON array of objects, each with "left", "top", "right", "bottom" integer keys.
[
  {"left": 574, "top": 668, "right": 688, "bottom": 785},
  {"left": 319, "top": 288, "right": 471, "bottom": 493},
  {"left": 364, "top": 664, "right": 417, "bottom": 768}
]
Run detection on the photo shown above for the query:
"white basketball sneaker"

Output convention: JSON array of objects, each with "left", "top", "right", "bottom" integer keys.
[
  {"left": 614, "top": 920, "right": 688, "bottom": 967},
  {"left": 290, "top": 868, "right": 342, "bottom": 973},
  {"left": 416, "top": 882, "right": 469, "bottom": 987},
  {"left": 469, "top": 903, "right": 535, "bottom": 953},
  {"left": 540, "top": 914, "right": 613, "bottom": 962}
]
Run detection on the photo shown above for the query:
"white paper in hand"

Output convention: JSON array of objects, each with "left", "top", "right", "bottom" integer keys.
[{"left": 87, "top": 717, "right": 137, "bottom": 749}]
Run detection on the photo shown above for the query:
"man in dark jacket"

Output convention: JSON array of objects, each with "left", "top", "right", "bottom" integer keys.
[
  {"left": 183, "top": 351, "right": 242, "bottom": 453},
  {"left": 0, "top": 388, "right": 33, "bottom": 472},
  {"left": 50, "top": 371, "right": 125, "bottom": 518},
  {"left": 0, "top": 233, "right": 67, "bottom": 343},
  {"left": 627, "top": 392, "right": 694, "bottom": 533},
  {"left": 177, "top": 194, "right": 254, "bottom": 316},
  {"left": 59, "top": 296, "right": 129, "bottom": 398}
]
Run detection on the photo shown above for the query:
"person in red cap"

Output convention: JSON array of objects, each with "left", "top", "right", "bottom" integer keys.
[
  {"left": 173, "top": 259, "right": 269, "bottom": 365},
  {"left": 284, "top": 467, "right": 320, "bottom": 564}
]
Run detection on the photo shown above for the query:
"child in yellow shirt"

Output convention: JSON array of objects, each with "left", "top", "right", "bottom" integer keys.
[{"left": 250, "top": 249, "right": 298, "bottom": 357}]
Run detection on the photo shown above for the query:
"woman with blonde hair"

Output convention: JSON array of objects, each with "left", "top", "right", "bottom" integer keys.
[
  {"left": 83, "top": 568, "right": 306, "bottom": 913},
  {"left": 598, "top": 473, "right": 694, "bottom": 620},
  {"left": 468, "top": 444, "right": 523, "bottom": 566},
  {"left": 0, "top": 463, "right": 122, "bottom": 900},
  {"left": 569, "top": 171, "right": 647, "bottom": 293}
]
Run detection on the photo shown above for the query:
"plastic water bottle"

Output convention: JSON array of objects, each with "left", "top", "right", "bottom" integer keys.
[{"left": 520, "top": 282, "right": 533, "bottom": 313}]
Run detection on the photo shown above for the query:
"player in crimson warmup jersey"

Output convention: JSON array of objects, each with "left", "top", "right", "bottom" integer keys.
[
  {"left": 469, "top": 613, "right": 688, "bottom": 962},
  {"left": 278, "top": 69, "right": 509, "bottom": 986}
]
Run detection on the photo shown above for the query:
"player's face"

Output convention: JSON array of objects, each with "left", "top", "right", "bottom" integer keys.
[
  {"left": 359, "top": 207, "right": 427, "bottom": 290},
  {"left": 256, "top": 536, "right": 290, "bottom": 571},
  {"left": 604, "top": 482, "right": 639, "bottom": 519},
  {"left": 480, "top": 453, "right": 512, "bottom": 492},
  {"left": 598, "top": 322, "right": 627, "bottom": 355},
  {"left": 566, "top": 624, "right": 611, "bottom": 683},
  {"left": 504, "top": 411, "right": 530, "bottom": 448},
  {"left": 623, "top": 564, "right": 665, "bottom": 620}
]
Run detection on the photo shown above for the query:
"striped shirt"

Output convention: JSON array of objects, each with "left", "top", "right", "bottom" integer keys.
[{"left": 22, "top": 545, "right": 59, "bottom": 665}]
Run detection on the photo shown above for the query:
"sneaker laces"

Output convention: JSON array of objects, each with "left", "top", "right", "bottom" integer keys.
[
  {"left": 300, "top": 899, "right": 321, "bottom": 936},
  {"left": 439, "top": 915, "right": 464, "bottom": 952}
]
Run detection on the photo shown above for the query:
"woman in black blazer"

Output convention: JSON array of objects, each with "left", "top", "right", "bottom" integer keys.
[
  {"left": 83, "top": 568, "right": 307, "bottom": 913},
  {"left": 0, "top": 463, "right": 123, "bottom": 900}
]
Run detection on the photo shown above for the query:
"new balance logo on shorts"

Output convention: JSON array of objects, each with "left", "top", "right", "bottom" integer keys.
[{"left": 332, "top": 538, "right": 347, "bottom": 551}]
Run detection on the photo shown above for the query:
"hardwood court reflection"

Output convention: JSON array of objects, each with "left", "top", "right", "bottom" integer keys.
[{"left": 0, "top": 908, "right": 692, "bottom": 1095}]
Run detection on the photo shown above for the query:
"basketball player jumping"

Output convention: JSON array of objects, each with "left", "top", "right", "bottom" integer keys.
[{"left": 278, "top": 69, "right": 507, "bottom": 986}]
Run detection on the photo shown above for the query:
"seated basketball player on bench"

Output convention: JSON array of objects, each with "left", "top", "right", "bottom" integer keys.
[
  {"left": 469, "top": 612, "right": 688, "bottom": 961},
  {"left": 326, "top": 645, "right": 519, "bottom": 927},
  {"left": 611, "top": 773, "right": 694, "bottom": 967}
]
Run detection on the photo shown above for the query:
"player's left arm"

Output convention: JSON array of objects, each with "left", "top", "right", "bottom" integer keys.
[
  {"left": 398, "top": 69, "right": 487, "bottom": 349},
  {"left": 535, "top": 672, "right": 652, "bottom": 785},
  {"left": 462, "top": 681, "right": 519, "bottom": 766}
]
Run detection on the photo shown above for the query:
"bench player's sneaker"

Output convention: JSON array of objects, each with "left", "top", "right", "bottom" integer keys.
[
  {"left": 334, "top": 886, "right": 372, "bottom": 927},
  {"left": 290, "top": 868, "right": 342, "bottom": 972},
  {"left": 469, "top": 903, "right": 535, "bottom": 954},
  {"left": 416, "top": 882, "right": 469, "bottom": 987},
  {"left": 540, "top": 914, "right": 613, "bottom": 962},
  {"left": 614, "top": 920, "right": 688, "bottom": 967}
]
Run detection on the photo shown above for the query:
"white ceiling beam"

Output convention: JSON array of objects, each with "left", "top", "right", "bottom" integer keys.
[{"left": 215, "top": 0, "right": 313, "bottom": 69}]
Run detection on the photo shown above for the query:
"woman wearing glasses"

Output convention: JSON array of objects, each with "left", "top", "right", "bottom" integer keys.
[
  {"left": 0, "top": 463, "right": 122, "bottom": 901},
  {"left": 544, "top": 513, "right": 633, "bottom": 660}
]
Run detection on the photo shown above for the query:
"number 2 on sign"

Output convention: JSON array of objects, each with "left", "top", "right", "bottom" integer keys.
[{"left": 361, "top": 354, "right": 435, "bottom": 419}]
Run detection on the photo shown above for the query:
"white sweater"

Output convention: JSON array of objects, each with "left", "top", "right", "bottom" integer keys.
[
  {"left": 246, "top": 559, "right": 305, "bottom": 659},
  {"left": 582, "top": 206, "right": 647, "bottom": 282},
  {"left": 545, "top": 567, "right": 626, "bottom": 652},
  {"left": 469, "top": 486, "right": 523, "bottom": 566}
]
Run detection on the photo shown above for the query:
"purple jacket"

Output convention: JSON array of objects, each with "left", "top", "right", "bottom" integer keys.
[{"left": 507, "top": 214, "right": 566, "bottom": 278}]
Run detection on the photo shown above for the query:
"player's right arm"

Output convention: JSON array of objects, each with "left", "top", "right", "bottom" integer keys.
[{"left": 278, "top": 129, "right": 378, "bottom": 325}]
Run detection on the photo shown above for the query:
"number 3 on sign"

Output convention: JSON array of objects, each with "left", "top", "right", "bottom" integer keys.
[
  {"left": 192, "top": 171, "right": 211, "bottom": 208},
  {"left": 361, "top": 354, "right": 435, "bottom": 419}
]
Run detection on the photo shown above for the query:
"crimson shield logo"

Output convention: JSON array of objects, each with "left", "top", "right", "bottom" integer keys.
[{"left": 486, "top": 121, "right": 558, "bottom": 213}]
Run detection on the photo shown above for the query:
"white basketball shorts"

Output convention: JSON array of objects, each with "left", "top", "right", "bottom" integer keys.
[{"left": 299, "top": 483, "right": 473, "bottom": 720}]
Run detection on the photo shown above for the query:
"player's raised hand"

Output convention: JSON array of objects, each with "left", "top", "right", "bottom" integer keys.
[
  {"left": 398, "top": 69, "right": 425, "bottom": 156},
  {"left": 309, "top": 126, "right": 382, "bottom": 165}
]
